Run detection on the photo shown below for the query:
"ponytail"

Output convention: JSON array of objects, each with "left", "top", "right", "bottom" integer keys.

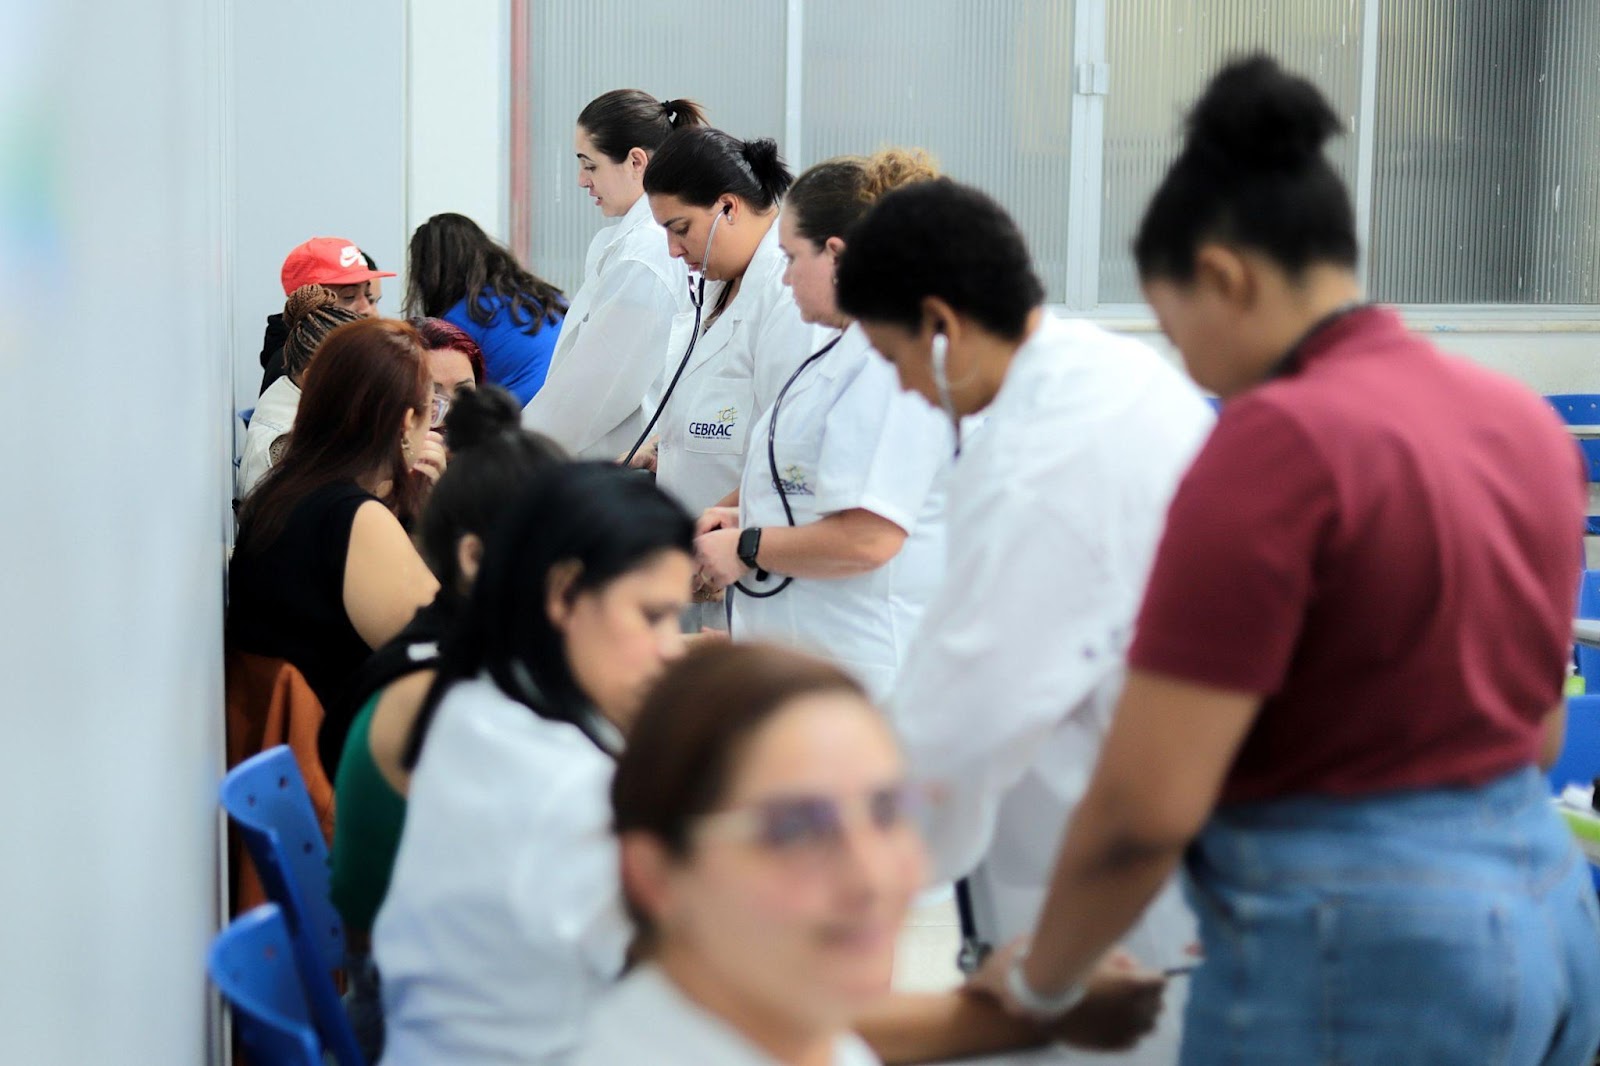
[
  {"left": 578, "top": 89, "right": 707, "bottom": 163},
  {"left": 643, "top": 127, "right": 793, "bottom": 212}
]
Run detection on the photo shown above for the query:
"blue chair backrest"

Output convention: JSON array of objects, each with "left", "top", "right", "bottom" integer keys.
[
  {"left": 1578, "top": 572, "right": 1600, "bottom": 681},
  {"left": 221, "top": 746, "right": 364, "bottom": 1066},
  {"left": 209, "top": 905, "right": 324, "bottom": 1066},
  {"left": 1545, "top": 395, "right": 1600, "bottom": 483},
  {"left": 1550, "top": 695, "right": 1600, "bottom": 793},
  {"left": 1205, "top": 395, "right": 1223, "bottom": 413}
]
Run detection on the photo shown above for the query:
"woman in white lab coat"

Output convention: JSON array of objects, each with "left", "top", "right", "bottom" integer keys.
[
  {"left": 692, "top": 149, "right": 951, "bottom": 702},
  {"left": 577, "top": 641, "right": 1164, "bottom": 1066},
  {"left": 835, "top": 179, "right": 1215, "bottom": 1066},
  {"left": 520, "top": 90, "right": 706, "bottom": 459},
  {"left": 638, "top": 127, "right": 815, "bottom": 519},
  {"left": 373, "top": 463, "right": 696, "bottom": 1066}
]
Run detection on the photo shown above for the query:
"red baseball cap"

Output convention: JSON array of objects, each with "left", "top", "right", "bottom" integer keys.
[{"left": 280, "top": 237, "right": 396, "bottom": 295}]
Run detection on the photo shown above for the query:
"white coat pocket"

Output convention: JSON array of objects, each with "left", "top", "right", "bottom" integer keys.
[
  {"left": 683, "top": 385, "right": 749, "bottom": 456},
  {"left": 762, "top": 434, "right": 824, "bottom": 522}
]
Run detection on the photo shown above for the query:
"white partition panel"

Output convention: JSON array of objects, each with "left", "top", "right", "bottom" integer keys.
[{"left": 0, "top": 1, "right": 234, "bottom": 1064}]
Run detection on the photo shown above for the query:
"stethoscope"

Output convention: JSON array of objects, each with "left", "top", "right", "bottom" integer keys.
[
  {"left": 622, "top": 205, "right": 731, "bottom": 467},
  {"left": 729, "top": 331, "right": 844, "bottom": 602}
]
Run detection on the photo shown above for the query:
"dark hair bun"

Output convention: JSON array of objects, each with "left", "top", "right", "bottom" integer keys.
[
  {"left": 443, "top": 384, "right": 520, "bottom": 452},
  {"left": 1186, "top": 53, "right": 1343, "bottom": 173},
  {"left": 283, "top": 284, "right": 338, "bottom": 332},
  {"left": 741, "top": 138, "right": 786, "bottom": 191}
]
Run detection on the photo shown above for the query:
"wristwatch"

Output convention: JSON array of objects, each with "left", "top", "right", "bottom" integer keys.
[
  {"left": 737, "top": 527, "right": 764, "bottom": 574},
  {"left": 1006, "top": 951, "right": 1087, "bottom": 1020}
]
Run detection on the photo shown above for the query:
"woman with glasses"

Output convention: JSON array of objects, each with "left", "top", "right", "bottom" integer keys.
[
  {"left": 578, "top": 641, "right": 1166, "bottom": 1065},
  {"left": 409, "top": 316, "right": 484, "bottom": 451},
  {"left": 229, "top": 317, "right": 444, "bottom": 721}
]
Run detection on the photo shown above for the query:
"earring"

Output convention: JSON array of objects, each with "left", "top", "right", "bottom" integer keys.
[{"left": 401, "top": 437, "right": 413, "bottom": 458}]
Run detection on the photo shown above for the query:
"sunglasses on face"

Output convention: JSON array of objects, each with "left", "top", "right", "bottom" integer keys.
[{"left": 694, "top": 782, "right": 926, "bottom": 860}]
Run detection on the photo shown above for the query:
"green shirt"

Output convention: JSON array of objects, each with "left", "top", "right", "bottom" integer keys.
[{"left": 329, "top": 693, "right": 408, "bottom": 935}]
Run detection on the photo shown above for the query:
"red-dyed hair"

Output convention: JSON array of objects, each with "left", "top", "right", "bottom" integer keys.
[
  {"left": 237, "top": 318, "right": 432, "bottom": 548},
  {"left": 408, "top": 316, "right": 486, "bottom": 384}
]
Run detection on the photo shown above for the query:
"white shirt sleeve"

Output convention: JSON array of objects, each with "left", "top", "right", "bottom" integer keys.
[
  {"left": 888, "top": 469, "right": 1131, "bottom": 884},
  {"left": 522, "top": 258, "right": 680, "bottom": 456},
  {"left": 506, "top": 755, "right": 631, "bottom": 981},
  {"left": 812, "top": 357, "right": 950, "bottom": 533}
]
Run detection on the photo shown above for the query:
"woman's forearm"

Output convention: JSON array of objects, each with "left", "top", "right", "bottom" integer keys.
[
  {"left": 1020, "top": 790, "right": 1185, "bottom": 996},
  {"left": 756, "top": 509, "right": 906, "bottom": 579},
  {"left": 855, "top": 991, "right": 1046, "bottom": 1064}
]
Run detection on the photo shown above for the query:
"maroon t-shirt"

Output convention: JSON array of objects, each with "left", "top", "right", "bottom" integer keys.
[{"left": 1129, "top": 306, "right": 1585, "bottom": 805}]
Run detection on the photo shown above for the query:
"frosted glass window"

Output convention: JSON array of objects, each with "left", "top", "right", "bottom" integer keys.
[
  {"left": 804, "top": 0, "right": 1074, "bottom": 301},
  {"left": 1370, "top": 1, "right": 1600, "bottom": 304},
  {"left": 526, "top": 0, "right": 787, "bottom": 292},
  {"left": 1100, "top": 0, "right": 1363, "bottom": 304}
]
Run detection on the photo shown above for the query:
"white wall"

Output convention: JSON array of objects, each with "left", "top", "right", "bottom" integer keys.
[
  {"left": 406, "top": 0, "right": 509, "bottom": 243},
  {"left": 0, "top": 1, "right": 232, "bottom": 1063},
  {"left": 230, "top": 0, "right": 408, "bottom": 409}
]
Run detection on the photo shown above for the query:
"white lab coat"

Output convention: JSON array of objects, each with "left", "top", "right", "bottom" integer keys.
[
  {"left": 574, "top": 965, "right": 881, "bottom": 1066},
  {"left": 521, "top": 195, "right": 690, "bottom": 459},
  {"left": 888, "top": 314, "right": 1214, "bottom": 1066},
  {"left": 236, "top": 375, "right": 299, "bottom": 498},
  {"left": 655, "top": 219, "right": 814, "bottom": 517},
  {"left": 374, "top": 677, "right": 628, "bottom": 1066},
  {"left": 731, "top": 323, "right": 952, "bottom": 703}
]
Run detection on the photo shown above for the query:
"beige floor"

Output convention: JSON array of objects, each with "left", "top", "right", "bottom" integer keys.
[{"left": 893, "top": 887, "right": 964, "bottom": 993}]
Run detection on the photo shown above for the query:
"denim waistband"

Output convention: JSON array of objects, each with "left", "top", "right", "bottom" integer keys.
[{"left": 1190, "top": 767, "right": 1578, "bottom": 894}]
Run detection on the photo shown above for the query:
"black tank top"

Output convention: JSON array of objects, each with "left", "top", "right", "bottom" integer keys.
[{"left": 228, "top": 480, "right": 379, "bottom": 715}]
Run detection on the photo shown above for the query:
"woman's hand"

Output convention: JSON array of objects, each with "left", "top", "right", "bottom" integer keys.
[
  {"left": 412, "top": 429, "right": 448, "bottom": 484},
  {"left": 967, "top": 940, "right": 1166, "bottom": 1051},
  {"left": 625, "top": 437, "right": 658, "bottom": 473},
  {"left": 695, "top": 526, "right": 749, "bottom": 589},
  {"left": 697, "top": 506, "right": 740, "bottom": 536}
]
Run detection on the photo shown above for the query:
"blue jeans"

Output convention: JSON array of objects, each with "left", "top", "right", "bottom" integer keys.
[{"left": 1181, "top": 768, "right": 1600, "bottom": 1065}]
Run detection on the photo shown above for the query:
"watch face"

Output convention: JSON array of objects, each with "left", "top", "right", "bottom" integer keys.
[{"left": 738, "top": 527, "right": 760, "bottom": 566}]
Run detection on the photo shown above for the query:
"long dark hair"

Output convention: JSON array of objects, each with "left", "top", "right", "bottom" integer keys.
[
  {"left": 643, "top": 127, "right": 793, "bottom": 212},
  {"left": 405, "top": 213, "right": 565, "bottom": 335},
  {"left": 237, "top": 318, "right": 431, "bottom": 549},
  {"left": 402, "top": 462, "right": 695, "bottom": 768},
  {"left": 578, "top": 90, "right": 706, "bottom": 162},
  {"left": 416, "top": 385, "right": 566, "bottom": 592},
  {"left": 1134, "top": 54, "right": 1357, "bottom": 283}
]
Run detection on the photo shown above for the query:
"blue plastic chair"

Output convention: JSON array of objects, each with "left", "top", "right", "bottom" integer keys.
[
  {"left": 1205, "top": 395, "right": 1223, "bottom": 413},
  {"left": 209, "top": 905, "right": 324, "bottom": 1066},
  {"left": 1577, "top": 571, "right": 1600, "bottom": 682},
  {"left": 1550, "top": 696, "right": 1600, "bottom": 794},
  {"left": 1545, "top": 395, "right": 1600, "bottom": 535},
  {"left": 222, "top": 746, "right": 364, "bottom": 1066}
]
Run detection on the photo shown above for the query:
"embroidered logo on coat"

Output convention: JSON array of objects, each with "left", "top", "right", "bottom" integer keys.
[
  {"left": 777, "top": 463, "right": 814, "bottom": 496},
  {"left": 689, "top": 405, "right": 739, "bottom": 440}
]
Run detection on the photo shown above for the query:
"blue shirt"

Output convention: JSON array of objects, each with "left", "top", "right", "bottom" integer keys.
[{"left": 442, "top": 292, "right": 566, "bottom": 406}]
